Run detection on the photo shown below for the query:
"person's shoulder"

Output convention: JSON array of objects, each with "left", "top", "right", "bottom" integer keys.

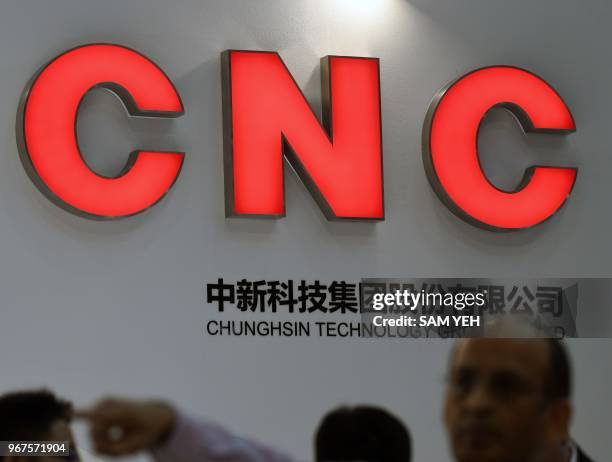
[{"left": 577, "top": 445, "right": 598, "bottom": 462}]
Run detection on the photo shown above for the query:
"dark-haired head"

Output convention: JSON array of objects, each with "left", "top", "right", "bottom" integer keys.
[
  {"left": 315, "top": 406, "right": 412, "bottom": 462},
  {"left": 0, "top": 390, "right": 75, "bottom": 461}
]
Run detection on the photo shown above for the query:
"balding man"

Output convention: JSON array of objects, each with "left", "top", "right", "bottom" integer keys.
[{"left": 444, "top": 338, "right": 596, "bottom": 462}]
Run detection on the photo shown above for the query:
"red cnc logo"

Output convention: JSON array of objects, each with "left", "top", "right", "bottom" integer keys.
[{"left": 16, "top": 43, "right": 577, "bottom": 231}]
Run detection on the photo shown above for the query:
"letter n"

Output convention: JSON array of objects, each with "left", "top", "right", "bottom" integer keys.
[{"left": 221, "top": 50, "right": 384, "bottom": 220}]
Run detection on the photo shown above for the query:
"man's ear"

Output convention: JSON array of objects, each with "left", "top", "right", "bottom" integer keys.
[{"left": 546, "top": 399, "right": 573, "bottom": 443}]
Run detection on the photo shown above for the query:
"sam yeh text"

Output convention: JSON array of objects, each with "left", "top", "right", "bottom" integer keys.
[{"left": 372, "top": 315, "right": 481, "bottom": 328}]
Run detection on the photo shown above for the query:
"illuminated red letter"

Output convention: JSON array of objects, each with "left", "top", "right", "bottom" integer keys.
[
  {"left": 17, "top": 44, "right": 184, "bottom": 219},
  {"left": 222, "top": 50, "right": 383, "bottom": 220},
  {"left": 423, "top": 66, "right": 576, "bottom": 231}
]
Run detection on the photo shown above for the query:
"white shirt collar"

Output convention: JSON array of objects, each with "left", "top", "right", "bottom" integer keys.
[{"left": 570, "top": 442, "right": 578, "bottom": 462}]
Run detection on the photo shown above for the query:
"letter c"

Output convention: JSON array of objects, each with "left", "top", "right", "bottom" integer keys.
[
  {"left": 423, "top": 66, "right": 576, "bottom": 231},
  {"left": 17, "top": 43, "right": 184, "bottom": 219}
]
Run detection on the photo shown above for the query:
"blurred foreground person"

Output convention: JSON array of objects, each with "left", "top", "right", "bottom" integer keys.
[
  {"left": 78, "top": 398, "right": 291, "bottom": 462},
  {"left": 444, "top": 338, "right": 596, "bottom": 462},
  {"left": 0, "top": 390, "right": 80, "bottom": 461},
  {"left": 80, "top": 400, "right": 412, "bottom": 461}
]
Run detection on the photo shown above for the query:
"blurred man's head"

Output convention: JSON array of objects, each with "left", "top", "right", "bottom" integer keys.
[
  {"left": 0, "top": 390, "right": 78, "bottom": 462},
  {"left": 444, "top": 339, "right": 572, "bottom": 462},
  {"left": 315, "top": 405, "right": 412, "bottom": 462}
]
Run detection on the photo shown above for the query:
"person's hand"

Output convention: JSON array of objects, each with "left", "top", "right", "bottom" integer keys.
[{"left": 75, "top": 398, "right": 177, "bottom": 456}]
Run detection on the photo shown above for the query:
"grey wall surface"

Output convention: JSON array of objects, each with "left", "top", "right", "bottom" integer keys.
[{"left": 0, "top": 0, "right": 611, "bottom": 461}]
